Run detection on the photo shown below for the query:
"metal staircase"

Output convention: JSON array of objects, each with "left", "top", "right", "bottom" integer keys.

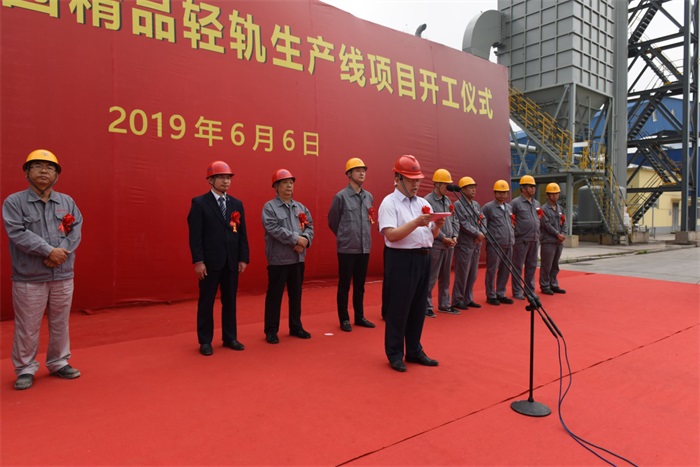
[
  {"left": 627, "top": 132, "right": 682, "bottom": 223},
  {"left": 508, "top": 86, "right": 574, "bottom": 172},
  {"left": 628, "top": 173, "right": 665, "bottom": 224},
  {"left": 626, "top": 0, "right": 696, "bottom": 233},
  {"left": 509, "top": 85, "right": 625, "bottom": 236},
  {"left": 628, "top": 0, "right": 659, "bottom": 45},
  {"left": 582, "top": 172, "right": 628, "bottom": 238}
]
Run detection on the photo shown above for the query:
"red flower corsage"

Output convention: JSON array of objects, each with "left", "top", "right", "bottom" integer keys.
[
  {"left": 560, "top": 213, "right": 566, "bottom": 226},
  {"left": 58, "top": 213, "right": 75, "bottom": 234},
  {"left": 449, "top": 204, "right": 454, "bottom": 213},
  {"left": 479, "top": 213, "right": 485, "bottom": 225},
  {"left": 368, "top": 206, "right": 375, "bottom": 224},
  {"left": 536, "top": 207, "right": 544, "bottom": 219},
  {"left": 421, "top": 206, "right": 431, "bottom": 214},
  {"left": 298, "top": 212, "right": 309, "bottom": 231},
  {"left": 510, "top": 213, "right": 517, "bottom": 226},
  {"left": 230, "top": 211, "right": 241, "bottom": 232}
]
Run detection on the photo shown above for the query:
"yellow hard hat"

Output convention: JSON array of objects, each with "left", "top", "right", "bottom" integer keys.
[
  {"left": 458, "top": 176, "right": 476, "bottom": 188},
  {"left": 345, "top": 157, "right": 367, "bottom": 173},
  {"left": 24, "top": 149, "right": 61, "bottom": 173},
  {"left": 432, "top": 169, "right": 453, "bottom": 183},
  {"left": 519, "top": 175, "right": 536, "bottom": 186},
  {"left": 493, "top": 179, "right": 510, "bottom": 191},
  {"left": 546, "top": 182, "right": 561, "bottom": 193}
]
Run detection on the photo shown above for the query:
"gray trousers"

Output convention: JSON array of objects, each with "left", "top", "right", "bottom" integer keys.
[
  {"left": 512, "top": 239, "right": 539, "bottom": 298},
  {"left": 427, "top": 247, "right": 454, "bottom": 310},
  {"left": 452, "top": 245, "right": 480, "bottom": 305},
  {"left": 485, "top": 244, "right": 512, "bottom": 299},
  {"left": 539, "top": 242, "right": 563, "bottom": 291},
  {"left": 12, "top": 279, "right": 74, "bottom": 376}
]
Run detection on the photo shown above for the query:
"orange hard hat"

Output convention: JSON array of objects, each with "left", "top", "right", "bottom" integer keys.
[
  {"left": 345, "top": 157, "right": 367, "bottom": 173},
  {"left": 206, "top": 161, "right": 234, "bottom": 178},
  {"left": 493, "top": 180, "right": 510, "bottom": 191},
  {"left": 432, "top": 169, "right": 453, "bottom": 183},
  {"left": 393, "top": 155, "right": 424, "bottom": 179},
  {"left": 546, "top": 182, "right": 561, "bottom": 193},
  {"left": 458, "top": 176, "right": 476, "bottom": 188},
  {"left": 519, "top": 175, "right": 536, "bottom": 186},
  {"left": 24, "top": 149, "right": 61, "bottom": 174},
  {"left": 272, "top": 168, "right": 295, "bottom": 187}
]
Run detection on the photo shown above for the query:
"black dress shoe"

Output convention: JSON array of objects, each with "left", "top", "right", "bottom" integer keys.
[
  {"left": 405, "top": 351, "right": 439, "bottom": 366},
  {"left": 355, "top": 317, "right": 375, "bottom": 328},
  {"left": 552, "top": 287, "right": 567, "bottom": 294},
  {"left": 498, "top": 296, "right": 514, "bottom": 304},
  {"left": 340, "top": 320, "right": 352, "bottom": 332},
  {"left": 266, "top": 333, "right": 279, "bottom": 344},
  {"left": 467, "top": 301, "right": 482, "bottom": 308},
  {"left": 389, "top": 360, "right": 407, "bottom": 372},
  {"left": 541, "top": 289, "right": 554, "bottom": 295},
  {"left": 290, "top": 329, "right": 311, "bottom": 339},
  {"left": 223, "top": 340, "right": 245, "bottom": 351},
  {"left": 199, "top": 343, "right": 213, "bottom": 356},
  {"left": 487, "top": 298, "right": 501, "bottom": 306},
  {"left": 438, "top": 307, "right": 460, "bottom": 315},
  {"left": 452, "top": 301, "right": 469, "bottom": 310}
]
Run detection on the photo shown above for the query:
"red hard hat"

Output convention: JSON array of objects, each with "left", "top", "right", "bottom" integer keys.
[
  {"left": 206, "top": 161, "right": 234, "bottom": 178},
  {"left": 272, "top": 168, "right": 295, "bottom": 187},
  {"left": 393, "top": 155, "right": 424, "bottom": 179}
]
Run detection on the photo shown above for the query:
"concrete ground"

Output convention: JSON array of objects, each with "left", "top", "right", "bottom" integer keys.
[{"left": 558, "top": 234, "right": 700, "bottom": 284}]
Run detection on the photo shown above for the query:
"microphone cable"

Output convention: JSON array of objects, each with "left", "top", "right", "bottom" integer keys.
[
  {"left": 449, "top": 186, "right": 639, "bottom": 466},
  {"left": 554, "top": 331, "right": 639, "bottom": 466}
]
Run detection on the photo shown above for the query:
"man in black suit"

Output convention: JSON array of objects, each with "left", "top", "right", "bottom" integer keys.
[{"left": 187, "top": 161, "right": 250, "bottom": 356}]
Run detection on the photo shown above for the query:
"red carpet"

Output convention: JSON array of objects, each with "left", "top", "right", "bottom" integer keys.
[{"left": 1, "top": 270, "right": 698, "bottom": 466}]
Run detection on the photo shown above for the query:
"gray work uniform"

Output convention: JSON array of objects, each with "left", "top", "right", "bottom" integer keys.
[
  {"left": 3, "top": 188, "right": 83, "bottom": 376},
  {"left": 328, "top": 185, "right": 373, "bottom": 323},
  {"left": 423, "top": 192, "right": 458, "bottom": 311},
  {"left": 262, "top": 196, "right": 314, "bottom": 335},
  {"left": 482, "top": 200, "right": 514, "bottom": 300},
  {"left": 262, "top": 196, "right": 314, "bottom": 265},
  {"left": 539, "top": 202, "right": 566, "bottom": 291},
  {"left": 510, "top": 194, "right": 541, "bottom": 298},
  {"left": 451, "top": 198, "right": 482, "bottom": 306}
]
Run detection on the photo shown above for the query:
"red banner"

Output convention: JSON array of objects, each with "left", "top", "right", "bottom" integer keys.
[{"left": 0, "top": 0, "right": 510, "bottom": 318}]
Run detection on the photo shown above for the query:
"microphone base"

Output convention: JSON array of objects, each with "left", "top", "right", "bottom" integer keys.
[{"left": 511, "top": 399, "right": 551, "bottom": 417}]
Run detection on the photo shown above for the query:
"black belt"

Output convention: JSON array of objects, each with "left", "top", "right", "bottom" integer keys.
[{"left": 387, "top": 247, "right": 430, "bottom": 255}]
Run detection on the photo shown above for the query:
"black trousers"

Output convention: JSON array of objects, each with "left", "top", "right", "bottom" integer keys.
[
  {"left": 197, "top": 262, "right": 239, "bottom": 344},
  {"left": 264, "top": 262, "right": 305, "bottom": 335},
  {"left": 336, "top": 253, "right": 370, "bottom": 323},
  {"left": 381, "top": 246, "right": 388, "bottom": 319},
  {"left": 383, "top": 248, "right": 431, "bottom": 362}
]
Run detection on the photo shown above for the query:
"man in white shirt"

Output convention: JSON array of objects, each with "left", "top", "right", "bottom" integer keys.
[{"left": 378, "top": 155, "right": 445, "bottom": 372}]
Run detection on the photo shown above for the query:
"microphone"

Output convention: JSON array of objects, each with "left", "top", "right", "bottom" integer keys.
[{"left": 446, "top": 184, "right": 461, "bottom": 192}]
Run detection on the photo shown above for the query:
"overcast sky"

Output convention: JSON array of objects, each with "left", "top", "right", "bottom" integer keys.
[
  {"left": 320, "top": 0, "right": 686, "bottom": 60},
  {"left": 320, "top": 0, "right": 497, "bottom": 51}
]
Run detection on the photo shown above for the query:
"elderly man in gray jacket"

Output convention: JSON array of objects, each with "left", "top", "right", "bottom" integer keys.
[
  {"left": 262, "top": 169, "right": 314, "bottom": 344},
  {"left": 3, "top": 149, "right": 82, "bottom": 390},
  {"left": 328, "top": 158, "right": 376, "bottom": 332}
]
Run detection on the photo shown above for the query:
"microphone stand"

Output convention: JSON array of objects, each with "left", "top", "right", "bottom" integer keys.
[{"left": 448, "top": 185, "right": 563, "bottom": 417}]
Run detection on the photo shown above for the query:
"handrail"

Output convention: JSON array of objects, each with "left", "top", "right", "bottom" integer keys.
[{"left": 509, "top": 86, "right": 574, "bottom": 170}]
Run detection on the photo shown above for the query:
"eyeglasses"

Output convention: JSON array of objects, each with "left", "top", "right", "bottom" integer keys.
[{"left": 29, "top": 163, "right": 57, "bottom": 173}]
